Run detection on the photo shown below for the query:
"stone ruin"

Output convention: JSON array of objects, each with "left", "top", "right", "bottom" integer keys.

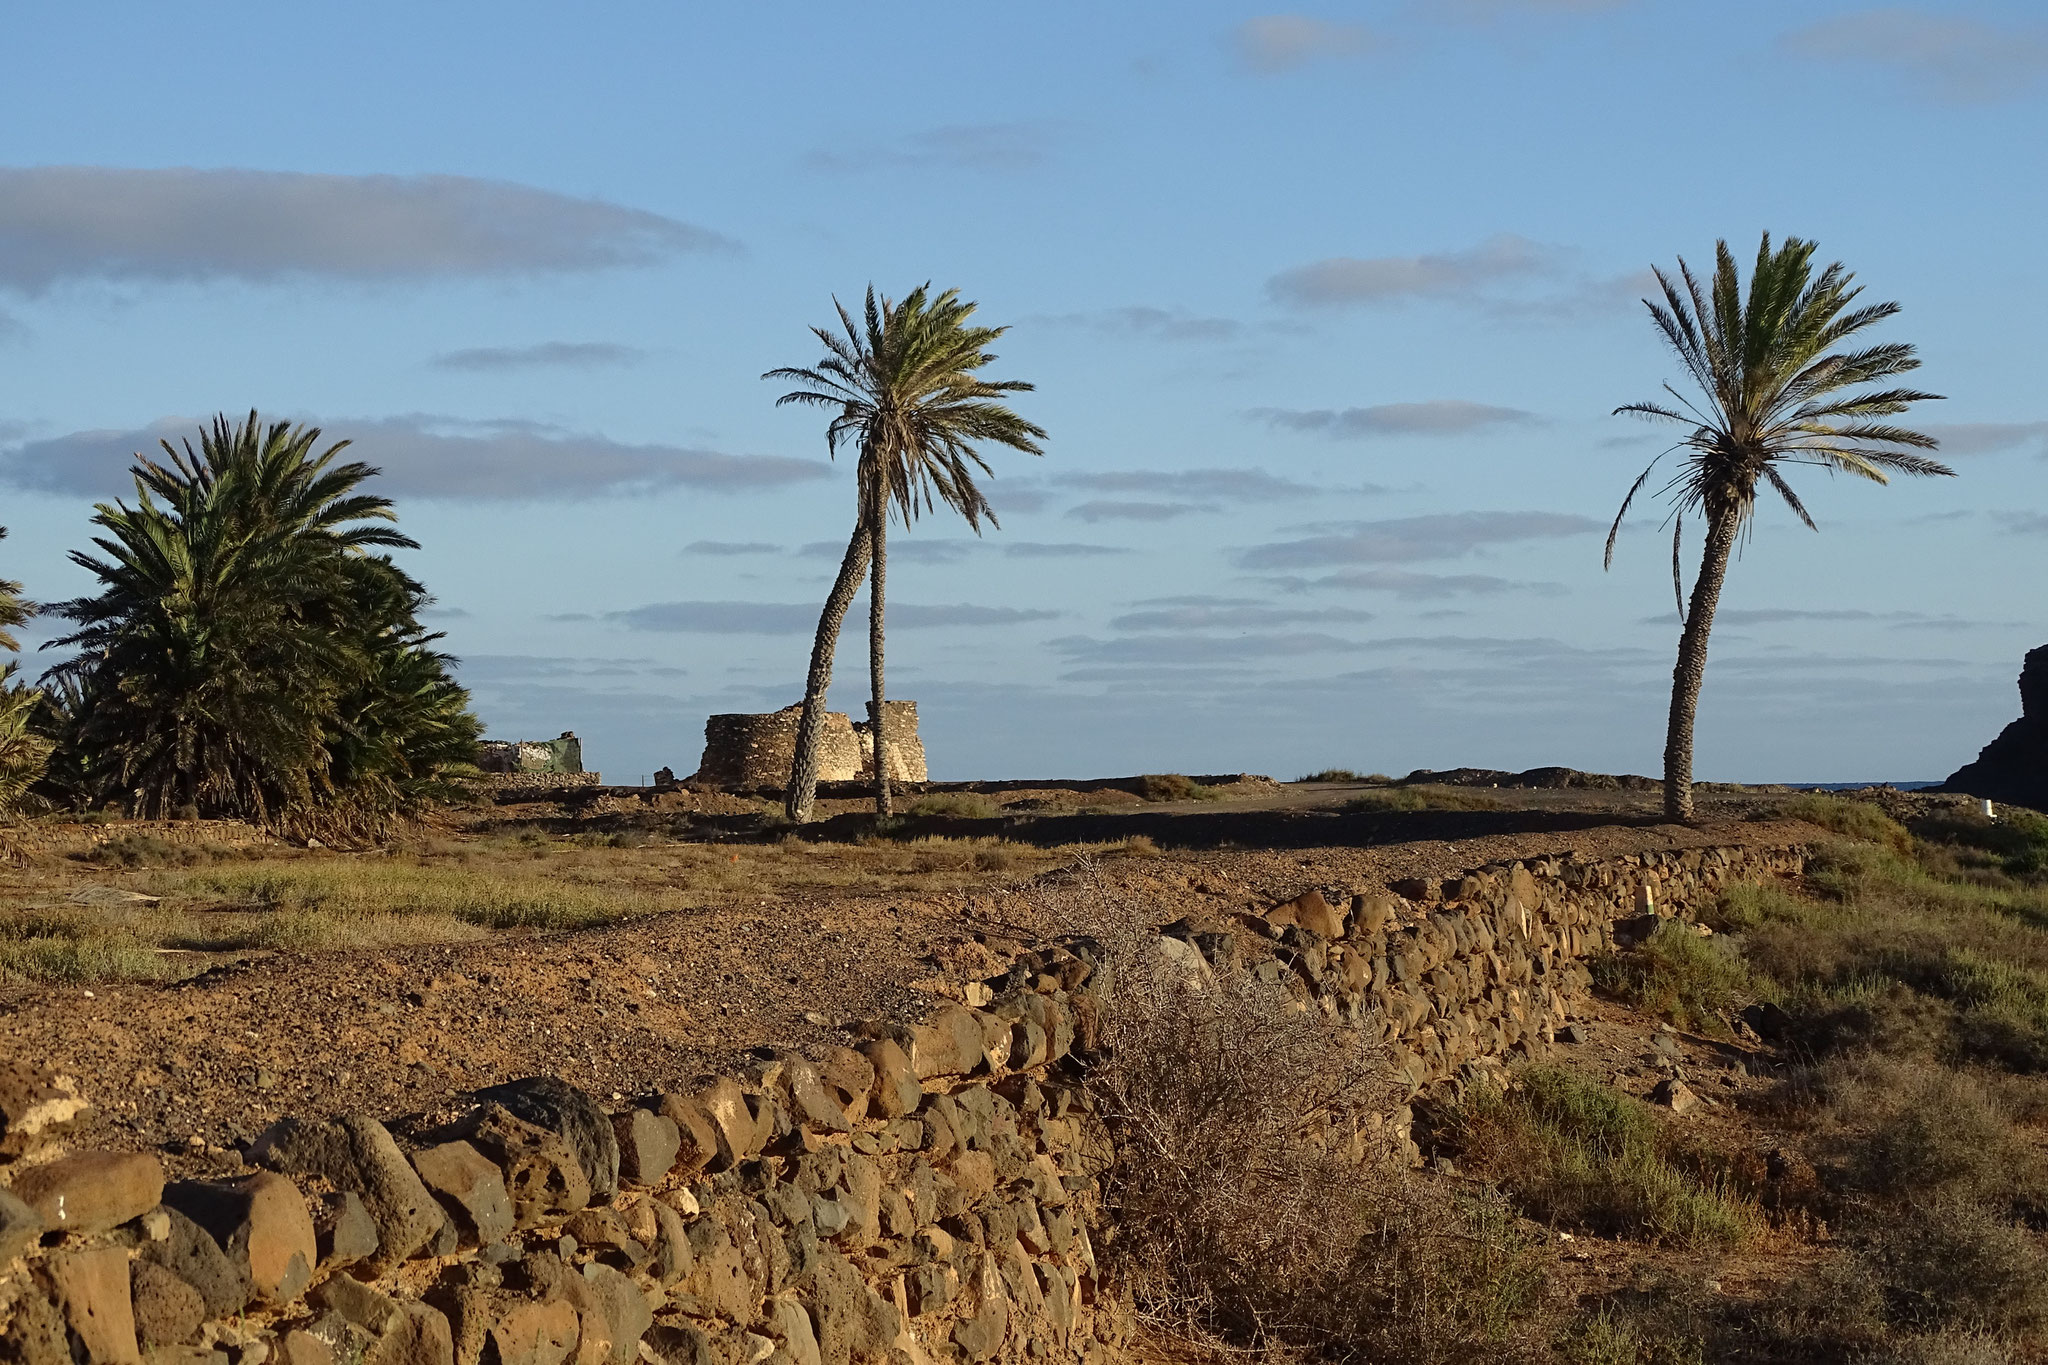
[
  {"left": 1942, "top": 643, "right": 2048, "bottom": 811},
  {"left": 478, "top": 732, "right": 601, "bottom": 792},
  {"left": 478, "top": 732, "right": 585, "bottom": 776},
  {"left": 693, "top": 701, "right": 927, "bottom": 789}
]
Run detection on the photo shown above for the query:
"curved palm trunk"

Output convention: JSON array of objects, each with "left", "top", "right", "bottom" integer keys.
[
  {"left": 1663, "top": 507, "right": 1740, "bottom": 823},
  {"left": 784, "top": 523, "right": 872, "bottom": 823},
  {"left": 868, "top": 489, "right": 892, "bottom": 820}
]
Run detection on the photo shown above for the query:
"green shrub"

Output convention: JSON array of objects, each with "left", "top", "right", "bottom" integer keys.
[
  {"left": 907, "top": 792, "right": 1002, "bottom": 820},
  {"left": 1782, "top": 793, "right": 1913, "bottom": 853},
  {"left": 1346, "top": 785, "right": 1506, "bottom": 814},
  {"left": 1702, "top": 880, "right": 1808, "bottom": 933},
  {"left": 1859, "top": 1199, "right": 2048, "bottom": 1336},
  {"left": 1841, "top": 1062, "right": 2037, "bottom": 1207},
  {"left": 1452, "top": 1068, "right": 1755, "bottom": 1251},
  {"left": 1591, "top": 921, "right": 1751, "bottom": 1034},
  {"left": 1300, "top": 768, "right": 1361, "bottom": 782},
  {"left": 1138, "top": 773, "right": 1219, "bottom": 802}
]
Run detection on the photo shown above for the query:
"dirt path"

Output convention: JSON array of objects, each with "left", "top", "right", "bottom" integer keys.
[{"left": 1, "top": 816, "right": 1816, "bottom": 1178}]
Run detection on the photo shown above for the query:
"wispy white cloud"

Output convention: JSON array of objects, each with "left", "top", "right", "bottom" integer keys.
[
  {"left": 1233, "top": 15, "right": 1380, "bottom": 72},
  {"left": 1783, "top": 8, "right": 2048, "bottom": 102},
  {"left": 0, "top": 166, "right": 733, "bottom": 292},
  {"left": 1253, "top": 400, "right": 1537, "bottom": 438}
]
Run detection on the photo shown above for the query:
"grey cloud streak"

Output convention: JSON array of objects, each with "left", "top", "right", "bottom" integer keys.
[
  {"left": 1109, "top": 597, "right": 1375, "bottom": 631},
  {"left": 1254, "top": 400, "right": 1536, "bottom": 438},
  {"left": 1238, "top": 512, "right": 1602, "bottom": 568},
  {"left": 1267, "top": 234, "right": 1557, "bottom": 307},
  {"left": 0, "top": 166, "right": 734, "bottom": 291},
  {"left": 1061, "top": 467, "right": 1324, "bottom": 501},
  {"left": 1066, "top": 501, "right": 1211, "bottom": 523},
  {"left": 0, "top": 415, "right": 828, "bottom": 501},
  {"left": 610, "top": 601, "right": 1059, "bottom": 634},
  {"left": 1050, "top": 631, "right": 1364, "bottom": 667},
  {"left": 1234, "top": 15, "right": 1380, "bottom": 72},
  {"left": 805, "top": 123, "right": 1056, "bottom": 174},
  {"left": 1256, "top": 567, "right": 1566, "bottom": 599},
  {"left": 1783, "top": 9, "right": 2048, "bottom": 102},
  {"left": 431, "top": 342, "right": 646, "bottom": 372}
]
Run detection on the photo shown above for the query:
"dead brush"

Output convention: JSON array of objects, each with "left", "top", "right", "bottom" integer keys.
[{"left": 1032, "top": 865, "right": 1553, "bottom": 1363}]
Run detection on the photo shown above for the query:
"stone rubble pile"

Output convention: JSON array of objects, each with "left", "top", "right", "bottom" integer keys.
[{"left": 1, "top": 840, "right": 1805, "bottom": 1365}]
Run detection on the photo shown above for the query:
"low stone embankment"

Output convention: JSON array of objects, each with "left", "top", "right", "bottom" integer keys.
[{"left": 0, "top": 840, "right": 1805, "bottom": 1365}]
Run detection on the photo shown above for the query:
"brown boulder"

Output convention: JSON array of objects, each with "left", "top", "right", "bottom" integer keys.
[
  {"left": 129, "top": 1262, "right": 205, "bottom": 1350},
  {"left": 8, "top": 1150, "right": 164, "bottom": 1237},
  {"left": 608, "top": 1109, "right": 680, "bottom": 1186},
  {"left": 449, "top": 1105, "right": 590, "bottom": 1229},
  {"left": 249, "top": 1115, "right": 443, "bottom": 1271},
  {"left": 48, "top": 1246, "right": 141, "bottom": 1365},
  {"left": 162, "top": 1172, "right": 317, "bottom": 1306},
  {"left": 412, "top": 1141, "right": 514, "bottom": 1246}
]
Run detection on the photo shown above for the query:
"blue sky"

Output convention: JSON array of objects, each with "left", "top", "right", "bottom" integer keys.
[{"left": 2, "top": 2, "right": 2044, "bottom": 783}]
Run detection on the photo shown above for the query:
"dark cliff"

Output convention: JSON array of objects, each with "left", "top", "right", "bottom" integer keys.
[{"left": 1942, "top": 644, "right": 2048, "bottom": 812}]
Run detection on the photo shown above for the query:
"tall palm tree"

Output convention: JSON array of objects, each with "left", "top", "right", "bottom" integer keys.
[
  {"left": 1608, "top": 234, "right": 1951, "bottom": 822},
  {"left": 767, "top": 285, "right": 1046, "bottom": 821}
]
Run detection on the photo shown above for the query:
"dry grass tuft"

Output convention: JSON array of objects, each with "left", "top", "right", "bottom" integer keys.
[{"left": 1040, "top": 868, "right": 1554, "bottom": 1363}]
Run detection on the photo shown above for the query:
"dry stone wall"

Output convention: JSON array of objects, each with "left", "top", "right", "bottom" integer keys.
[
  {"left": 0, "top": 840, "right": 1806, "bottom": 1365},
  {"left": 2, "top": 820, "right": 275, "bottom": 857}
]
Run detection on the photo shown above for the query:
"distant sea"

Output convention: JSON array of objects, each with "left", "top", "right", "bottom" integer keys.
[{"left": 1786, "top": 782, "right": 1942, "bottom": 792}]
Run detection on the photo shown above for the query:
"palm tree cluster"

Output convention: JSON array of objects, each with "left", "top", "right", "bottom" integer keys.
[
  {"left": 39, "top": 412, "right": 480, "bottom": 838},
  {"left": 766, "top": 241, "right": 1949, "bottom": 826}
]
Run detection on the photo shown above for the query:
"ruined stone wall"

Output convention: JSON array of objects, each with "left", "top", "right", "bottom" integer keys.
[
  {"left": 853, "top": 703, "right": 928, "bottom": 785},
  {"left": 481, "top": 773, "right": 605, "bottom": 795},
  {"left": 695, "top": 704, "right": 925, "bottom": 790},
  {"left": 1197, "top": 841, "right": 1809, "bottom": 1158},
  {"left": 0, "top": 840, "right": 1807, "bottom": 1365}
]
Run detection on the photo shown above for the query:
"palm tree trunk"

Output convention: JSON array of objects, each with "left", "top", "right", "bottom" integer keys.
[
  {"left": 784, "top": 522, "right": 872, "bottom": 823},
  {"left": 1663, "top": 507, "right": 1740, "bottom": 823},
  {"left": 868, "top": 487, "right": 892, "bottom": 820}
]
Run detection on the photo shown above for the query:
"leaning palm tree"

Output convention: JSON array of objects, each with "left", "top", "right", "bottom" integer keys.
[
  {"left": 767, "top": 285, "right": 1046, "bottom": 821},
  {"left": 1608, "top": 234, "right": 1951, "bottom": 822}
]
